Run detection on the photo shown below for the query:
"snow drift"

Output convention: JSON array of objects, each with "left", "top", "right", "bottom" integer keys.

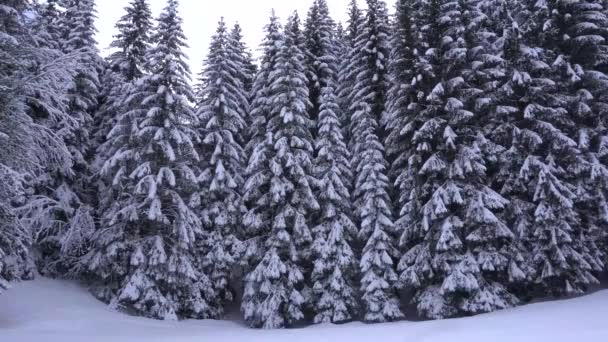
[{"left": 1, "top": 278, "right": 607, "bottom": 342}]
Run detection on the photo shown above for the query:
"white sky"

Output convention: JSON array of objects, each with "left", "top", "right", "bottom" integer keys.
[{"left": 95, "top": 0, "right": 370, "bottom": 76}]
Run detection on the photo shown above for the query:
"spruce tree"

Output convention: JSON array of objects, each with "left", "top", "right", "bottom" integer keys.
[
  {"left": 2, "top": 0, "right": 74, "bottom": 292},
  {"left": 334, "top": 22, "right": 346, "bottom": 63},
  {"left": 106, "top": 0, "right": 153, "bottom": 81},
  {"left": 94, "top": 66, "right": 125, "bottom": 170},
  {"left": 0, "top": 0, "right": 35, "bottom": 294},
  {"left": 241, "top": 11, "right": 283, "bottom": 264},
  {"left": 229, "top": 23, "right": 257, "bottom": 94},
  {"left": 21, "top": 0, "right": 100, "bottom": 277},
  {"left": 59, "top": 0, "right": 101, "bottom": 165},
  {"left": 346, "top": 0, "right": 403, "bottom": 323},
  {"left": 302, "top": 0, "right": 358, "bottom": 323},
  {"left": 304, "top": 0, "right": 335, "bottom": 132},
  {"left": 385, "top": 0, "right": 418, "bottom": 211},
  {"left": 589, "top": 1, "right": 608, "bottom": 261},
  {"left": 94, "top": 0, "right": 153, "bottom": 221},
  {"left": 194, "top": 18, "right": 248, "bottom": 318},
  {"left": 395, "top": 0, "right": 520, "bottom": 319},
  {"left": 311, "top": 85, "right": 358, "bottom": 324},
  {"left": 85, "top": 0, "right": 210, "bottom": 320},
  {"left": 32, "top": 0, "right": 62, "bottom": 49},
  {"left": 337, "top": 0, "right": 364, "bottom": 145},
  {"left": 523, "top": 0, "right": 604, "bottom": 294},
  {"left": 242, "top": 13, "right": 319, "bottom": 329},
  {"left": 225, "top": 23, "right": 255, "bottom": 131},
  {"left": 95, "top": 0, "right": 153, "bottom": 145},
  {"left": 544, "top": 0, "right": 608, "bottom": 277},
  {"left": 479, "top": 0, "right": 601, "bottom": 303},
  {"left": 459, "top": 0, "right": 525, "bottom": 314}
]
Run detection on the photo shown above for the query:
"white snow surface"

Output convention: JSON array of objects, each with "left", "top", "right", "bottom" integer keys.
[{"left": 1, "top": 278, "right": 608, "bottom": 342}]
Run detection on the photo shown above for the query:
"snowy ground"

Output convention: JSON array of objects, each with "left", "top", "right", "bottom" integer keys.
[{"left": 1, "top": 279, "right": 608, "bottom": 342}]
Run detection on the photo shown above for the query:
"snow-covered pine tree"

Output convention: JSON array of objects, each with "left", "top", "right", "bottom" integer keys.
[
  {"left": 304, "top": 0, "right": 335, "bottom": 134},
  {"left": 527, "top": 0, "right": 605, "bottom": 293},
  {"left": 241, "top": 13, "right": 319, "bottom": 329},
  {"left": 310, "top": 79, "right": 358, "bottom": 325},
  {"left": 396, "top": 0, "right": 520, "bottom": 319},
  {"left": 59, "top": 0, "right": 101, "bottom": 166},
  {"left": 227, "top": 23, "right": 257, "bottom": 137},
  {"left": 106, "top": 0, "right": 153, "bottom": 81},
  {"left": 94, "top": 0, "right": 153, "bottom": 223},
  {"left": 229, "top": 23, "right": 257, "bottom": 95},
  {"left": 94, "top": 65, "right": 124, "bottom": 166},
  {"left": 385, "top": 0, "right": 419, "bottom": 217},
  {"left": 224, "top": 22, "right": 255, "bottom": 134},
  {"left": 587, "top": 1, "right": 608, "bottom": 260},
  {"left": 454, "top": 0, "right": 523, "bottom": 314},
  {"left": 85, "top": 0, "right": 210, "bottom": 320},
  {"left": 2, "top": 0, "right": 75, "bottom": 292},
  {"left": 0, "top": 0, "right": 35, "bottom": 294},
  {"left": 474, "top": 0, "right": 535, "bottom": 300},
  {"left": 337, "top": 0, "right": 364, "bottom": 145},
  {"left": 31, "top": 0, "right": 62, "bottom": 50},
  {"left": 194, "top": 18, "right": 248, "bottom": 318},
  {"left": 302, "top": 0, "right": 358, "bottom": 324},
  {"left": 19, "top": 0, "right": 100, "bottom": 277},
  {"left": 95, "top": 0, "right": 153, "bottom": 144},
  {"left": 334, "top": 21, "right": 346, "bottom": 63},
  {"left": 543, "top": 0, "right": 608, "bottom": 276},
  {"left": 287, "top": 11, "right": 308, "bottom": 57},
  {"left": 241, "top": 11, "right": 283, "bottom": 271},
  {"left": 484, "top": 0, "right": 599, "bottom": 300},
  {"left": 346, "top": 0, "right": 403, "bottom": 323},
  {"left": 239, "top": 11, "right": 287, "bottom": 323}
]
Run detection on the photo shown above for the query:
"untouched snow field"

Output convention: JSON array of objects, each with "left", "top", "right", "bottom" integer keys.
[{"left": 1, "top": 279, "right": 608, "bottom": 342}]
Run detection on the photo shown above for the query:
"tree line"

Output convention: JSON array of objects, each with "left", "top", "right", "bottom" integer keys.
[{"left": 1, "top": 0, "right": 608, "bottom": 329}]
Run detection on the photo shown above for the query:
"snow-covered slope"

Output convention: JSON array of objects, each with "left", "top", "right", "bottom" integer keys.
[{"left": 1, "top": 278, "right": 607, "bottom": 342}]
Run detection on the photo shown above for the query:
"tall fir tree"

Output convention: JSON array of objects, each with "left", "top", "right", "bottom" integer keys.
[
  {"left": 310, "top": 81, "right": 358, "bottom": 325},
  {"left": 346, "top": 0, "right": 403, "bottom": 323},
  {"left": 242, "top": 13, "right": 319, "bottom": 329},
  {"left": 58, "top": 0, "right": 101, "bottom": 165},
  {"left": 106, "top": 0, "right": 153, "bottom": 81},
  {"left": 480, "top": 0, "right": 601, "bottom": 303},
  {"left": 544, "top": 0, "right": 608, "bottom": 275},
  {"left": 303, "top": 0, "right": 358, "bottom": 324},
  {"left": 85, "top": 0, "right": 211, "bottom": 320},
  {"left": 2, "top": 0, "right": 76, "bottom": 292},
  {"left": 31, "top": 0, "right": 62, "bottom": 49},
  {"left": 229, "top": 23, "right": 257, "bottom": 95},
  {"left": 337, "top": 0, "right": 364, "bottom": 145},
  {"left": 228, "top": 21, "right": 257, "bottom": 144},
  {"left": 194, "top": 18, "right": 248, "bottom": 318},
  {"left": 334, "top": 22, "right": 346, "bottom": 63},
  {"left": 94, "top": 0, "right": 153, "bottom": 220},
  {"left": 0, "top": 0, "right": 35, "bottom": 294},
  {"left": 304, "top": 0, "right": 335, "bottom": 134},
  {"left": 481, "top": 0, "right": 549, "bottom": 303},
  {"left": 396, "top": 0, "right": 521, "bottom": 319},
  {"left": 385, "top": 0, "right": 419, "bottom": 209},
  {"left": 21, "top": 0, "right": 100, "bottom": 277},
  {"left": 224, "top": 23, "right": 255, "bottom": 132},
  {"left": 241, "top": 11, "right": 283, "bottom": 270},
  {"left": 506, "top": 0, "right": 602, "bottom": 297},
  {"left": 521, "top": 0, "right": 603, "bottom": 294}
]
